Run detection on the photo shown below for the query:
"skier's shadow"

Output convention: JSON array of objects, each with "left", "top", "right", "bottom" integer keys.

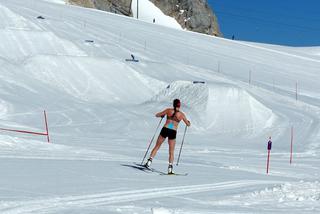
[{"left": 121, "top": 163, "right": 150, "bottom": 172}]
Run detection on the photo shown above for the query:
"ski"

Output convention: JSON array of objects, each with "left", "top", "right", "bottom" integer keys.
[
  {"left": 123, "top": 163, "right": 188, "bottom": 176},
  {"left": 122, "top": 162, "right": 162, "bottom": 174},
  {"left": 133, "top": 163, "right": 163, "bottom": 174},
  {"left": 159, "top": 172, "right": 188, "bottom": 176}
]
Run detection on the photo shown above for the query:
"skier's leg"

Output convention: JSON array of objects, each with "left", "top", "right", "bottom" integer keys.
[
  {"left": 168, "top": 139, "right": 176, "bottom": 174},
  {"left": 149, "top": 135, "right": 165, "bottom": 158},
  {"left": 168, "top": 139, "right": 176, "bottom": 164}
]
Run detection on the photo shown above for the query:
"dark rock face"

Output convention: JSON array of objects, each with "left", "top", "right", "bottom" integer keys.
[
  {"left": 92, "top": 0, "right": 132, "bottom": 16},
  {"left": 150, "top": 0, "right": 221, "bottom": 36}
]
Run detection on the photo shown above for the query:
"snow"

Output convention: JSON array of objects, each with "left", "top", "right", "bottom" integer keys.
[
  {"left": 0, "top": 0, "right": 319, "bottom": 213},
  {"left": 131, "top": 0, "right": 182, "bottom": 30},
  {"left": 41, "top": 0, "right": 65, "bottom": 4}
]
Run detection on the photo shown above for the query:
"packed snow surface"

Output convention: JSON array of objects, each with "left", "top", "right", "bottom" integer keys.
[{"left": 0, "top": 0, "right": 319, "bottom": 213}]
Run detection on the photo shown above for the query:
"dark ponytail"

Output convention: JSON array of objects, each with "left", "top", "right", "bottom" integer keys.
[{"left": 172, "top": 99, "right": 181, "bottom": 117}]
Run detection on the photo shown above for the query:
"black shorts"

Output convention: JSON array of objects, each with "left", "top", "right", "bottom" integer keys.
[{"left": 160, "top": 127, "right": 177, "bottom": 140}]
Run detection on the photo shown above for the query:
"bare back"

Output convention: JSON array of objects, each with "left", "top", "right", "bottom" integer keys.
[
  {"left": 156, "top": 107, "right": 190, "bottom": 130},
  {"left": 164, "top": 108, "right": 185, "bottom": 130}
]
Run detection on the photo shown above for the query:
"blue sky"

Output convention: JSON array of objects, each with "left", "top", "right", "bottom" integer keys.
[{"left": 208, "top": 0, "right": 320, "bottom": 46}]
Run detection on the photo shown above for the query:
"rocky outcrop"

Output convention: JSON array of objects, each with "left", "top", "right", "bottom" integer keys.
[
  {"left": 93, "top": 0, "right": 132, "bottom": 16},
  {"left": 68, "top": 0, "right": 132, "bottom": 16},
  {"left": 68, "top": 0, "right": 95, "bottom": 8},
  {"left": 68, "top": 0, "right": 221, "bottom": 36},
  {"left": 150, "top": 0, "right": 221, "bottom": 36}
]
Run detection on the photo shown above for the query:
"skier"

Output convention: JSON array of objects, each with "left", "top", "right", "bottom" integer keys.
[{"left": 145, "top": 99, "right": 191, "bottom": 174}]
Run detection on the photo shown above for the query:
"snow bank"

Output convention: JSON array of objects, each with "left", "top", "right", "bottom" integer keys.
[
  {"left": 257, "top": 181, "right": 320, "bottom": 203},
  {"left": 0, "top": 30, "right": 85, "bottom": 62},
  {"left": 131, "top": 0, "right": 182, "bottom": 29},
  {"left": 152, "top": 207, "right": 173, "bottom": 214},
  {"left": 41, "top": 0, "right": 66, "bottom": 4},
  {"left": 149, "top": 81, "right": 275, "bottom": 133},
  {"left": 212, "top": 181, "right": 320, "bottom": 209},
  {"left": 150, "top": 80, "right": 209, "bottom": 110},
  {"left": 205, "top": 84, "right": 276, "bottom": 134},
  {"left": 25, "top": 56, "right": 160, "bottom": 103}
]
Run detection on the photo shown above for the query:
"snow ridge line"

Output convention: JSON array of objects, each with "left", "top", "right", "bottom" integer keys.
[
  {"left": 0, "top": 180, "right": 280, "bottom": 213},
  {"left": 238, "top": 41, "right": 320, "bottom": 64}
]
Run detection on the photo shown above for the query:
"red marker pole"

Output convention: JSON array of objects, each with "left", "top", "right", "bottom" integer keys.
[
  {"left": 44, "top": 110, "right": 50, "bottom": 143},
  {"left": 266, "top": 137, "right": 272, "bottom": 174},
  {"left": 290, "top": 126, "right": 293, "bottom": 164}
]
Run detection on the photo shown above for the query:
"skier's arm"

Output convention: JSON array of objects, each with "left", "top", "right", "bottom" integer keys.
[
  {"left": 155, "top": 109, "right": 168, "bottom": 118},
  {"left": 182, "top": 114, "right": 191, "bottom": 127}
]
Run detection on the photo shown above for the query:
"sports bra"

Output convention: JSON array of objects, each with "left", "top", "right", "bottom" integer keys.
[{"left": 167, "top": 111, "right": 180, "bottom": 123}]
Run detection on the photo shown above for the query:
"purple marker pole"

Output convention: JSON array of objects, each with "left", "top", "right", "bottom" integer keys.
[{"left": 266, "top": 137, "right": 272, "bottom": 174}]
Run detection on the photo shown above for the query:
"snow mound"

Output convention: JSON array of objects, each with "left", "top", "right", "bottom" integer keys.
[
  {"left": 0, "top": 30, "right": 85, "bottom": 62},
  {"left": 24, "top": 56, "right": 161, "bottom": 103},
  {"left": 152, "top": 207, "right": 173, "bottom": 214},
  {"left": 214, "top": 181, "right": 320, "bottom": 208},
  {"left": 149, "top": 81, "right": 275, "bottom": 133},
  {"left": 228, "top": 181, "right": 320, "bottom": 206},
  {"left": 204, "top": 84, "right": 276, "bottom": 134},
  {"left": 150, "top": 80, "right": 209, "bottom": 110},
  {"left": 253, "top": 181, "right": 320, "bottom": 203}
]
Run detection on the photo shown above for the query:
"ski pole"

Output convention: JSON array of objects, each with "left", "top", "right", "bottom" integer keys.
[
  {"left": 266, "top": 137, "right": 272, "bottom": 174},
  {"left": 176, "top": 125, "right": 188, "bottom": 166},
  {"left": 140, "top": 117, "right": 163, "bottom": 165}
]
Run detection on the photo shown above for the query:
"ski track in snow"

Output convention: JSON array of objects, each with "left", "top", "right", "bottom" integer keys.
[{"left": 0, "top": 180, "right": 280, "bottom": 213}]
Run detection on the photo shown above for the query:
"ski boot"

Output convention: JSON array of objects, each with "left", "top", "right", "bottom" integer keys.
[
  {"left": 168, "top": 163, "right": 174, "bottom": 175},
  {"left": 145, "top": 157, "right": 152, "bottom": 168}
]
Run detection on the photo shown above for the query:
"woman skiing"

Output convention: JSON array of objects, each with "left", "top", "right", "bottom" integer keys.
[{"left": 145, "top": 99, "right": 191, "bottom": 174}]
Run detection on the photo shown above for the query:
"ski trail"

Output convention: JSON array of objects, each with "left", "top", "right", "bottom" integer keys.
[{"left": 0, "top": 180, "right": 280, "bottom": 213}]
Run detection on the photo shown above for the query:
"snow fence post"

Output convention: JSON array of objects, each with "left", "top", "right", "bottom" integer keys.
[
  {"left": 266, "top": 137, "right": 272, "bottom": 174},
  {"left": 136, "top": 0, "right": 139, "bottom": 19},
  {"left": 44, "top": 110, "right": 50, "bottom": 143}
]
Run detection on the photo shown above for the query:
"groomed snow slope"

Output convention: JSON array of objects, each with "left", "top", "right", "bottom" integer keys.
[{"left": 0, "top": 0, "right": 319, "bottom": 213}]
